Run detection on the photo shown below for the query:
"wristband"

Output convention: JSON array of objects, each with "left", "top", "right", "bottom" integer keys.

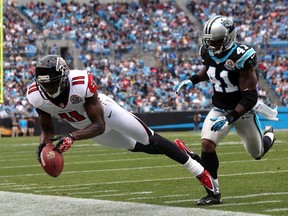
[
  {"left": 225, "top": 110, "right": 240, "bottom": 124},
  {"left": 68, "top": 133, "right": 75, "bottom": 140},
  {"left": 189, "top": 74, "right": 200, "bottom": 85}
]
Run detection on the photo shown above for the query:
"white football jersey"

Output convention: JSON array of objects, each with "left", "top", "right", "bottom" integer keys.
[
  {"left": 27, "top": 70, "right": 97, "bottom": 129},
  {"left": 27, "top": 69, "right": 154, "bottom": 149}
]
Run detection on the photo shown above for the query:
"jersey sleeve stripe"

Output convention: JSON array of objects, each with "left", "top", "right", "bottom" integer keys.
[
  {"left": 28, "top": 86, "right": 38, "bottom": 94},
  {"left": 72, "top": 76, "right": 85, "bottom": 86},
  {"left": 72, "top": 76, "right": 85, "bottom": 81},
  {"left": 28, "top": 83, "right": 38, "bottom": 94},
  {"left": 235, "top": 48, "right": 256, "bottom": 69},
  {"left": 72, "top": 81, "right": 85, "bottom": 86}
]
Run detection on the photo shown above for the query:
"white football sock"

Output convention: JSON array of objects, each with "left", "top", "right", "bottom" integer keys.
[
  {"left": 264, "top": 132, "right": 274, "bottom": 142},
  {"left": 183, "top": 157, "right": 204, "bottom": 177}
]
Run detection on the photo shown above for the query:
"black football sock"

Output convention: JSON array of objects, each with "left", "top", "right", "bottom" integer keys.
[
  {"left": 201, "top": 151, "right": 219, "bottom": 179},
  {"left": 149, "top": 133, "right": 189, "bottom": 164},
  {"left": 130, "top": 142, "right": 164, "bottom": 154},
  {"left": 263, "top": 136, "right": 273, "bottom": 154}
]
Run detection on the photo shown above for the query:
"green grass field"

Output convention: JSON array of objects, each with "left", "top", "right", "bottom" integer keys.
[{"left": 0, "top": 130, "right": 287, "bottom": 216}]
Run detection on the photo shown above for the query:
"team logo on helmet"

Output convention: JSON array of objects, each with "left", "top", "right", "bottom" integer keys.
[
  {"left": 224, "top": 59, "right": 235, "bottom": 70},
  {"left": 56, "top": 57, "right": 69, "bottom": 74},
  {"left": 70, "top": 95, "right": 83, "bottom": 104},
  {"left": 222, "top": 19, "right": 234, "bottom": 32}
]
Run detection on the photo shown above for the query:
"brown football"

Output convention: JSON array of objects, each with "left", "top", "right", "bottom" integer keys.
[{"left": 40, "top": 143, "right": 64, "bottom": 177}]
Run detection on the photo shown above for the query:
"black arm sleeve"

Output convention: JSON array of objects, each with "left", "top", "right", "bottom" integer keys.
[
  {"left": 225, "top": 89, "right": 258, "bottom": 124},
  {"left": 239, "top": 89, "right": 258, "bottom": 111}
]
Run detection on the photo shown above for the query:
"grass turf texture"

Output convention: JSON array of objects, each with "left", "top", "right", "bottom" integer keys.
[{"left": 0, "top": 130, "right": 287, "bottom": 216}]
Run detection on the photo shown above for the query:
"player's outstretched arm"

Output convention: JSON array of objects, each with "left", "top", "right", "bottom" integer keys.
[
  {"left": 35, "top": 108, "right": 55, "bottom": 159},
  {"left": 70, "top": 92, "right": 106, "bottom": 140},
  {"left": 36, "top": 108, "right": 55, "bottom": 143},
  {"left": 173, "top": 66, "right": 209, "bottom": 94}
]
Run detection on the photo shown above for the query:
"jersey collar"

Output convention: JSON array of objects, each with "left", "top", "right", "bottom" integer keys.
[{"left": 208, "top": 43, "right": 237, "bottom": 64}]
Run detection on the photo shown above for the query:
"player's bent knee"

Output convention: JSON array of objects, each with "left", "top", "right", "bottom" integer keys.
[{"left": 201, "top": 139, "right": 216, "bottom": 152}]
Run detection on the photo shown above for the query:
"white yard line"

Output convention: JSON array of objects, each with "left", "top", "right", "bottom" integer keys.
[
  {"left": 0, "top": 191, "right": 268, "bottom": 216},
  {"left": 265, "top": 208, "right": 288, "bottom": 212},
  {"left": 0, "top": 166, "right": 287, "bottom": 179}
]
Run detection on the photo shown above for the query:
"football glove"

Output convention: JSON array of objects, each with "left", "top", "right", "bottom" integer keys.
[
  {"left": 210, "top": 116, "right": 229, "bottom": 132},
  {"left": 51, "top": 133, "right": 75, "bottom": 153},
  {"left": 173, "top": 79, "right": 193, "bottom": 94},
  {"left": 36, "top": 141, "right": 46, "bottom": 162}
]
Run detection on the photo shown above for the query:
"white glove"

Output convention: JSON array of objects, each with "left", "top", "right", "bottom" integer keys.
[
  {"left": 210, "top": 116, "right": 229, "bottom": 131},
  {"left": 173, "top": 79, "right": 193, "bottom": 94}
]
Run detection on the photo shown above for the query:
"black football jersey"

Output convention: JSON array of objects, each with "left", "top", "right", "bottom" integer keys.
[{"left": 200, "top": 42, "right": 257, "bottom": 110}]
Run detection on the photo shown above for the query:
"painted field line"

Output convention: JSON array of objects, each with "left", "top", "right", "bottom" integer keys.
[
  {"left": 0, "top": 143, "right": 102, "bottom": 147},
  {"left": 1, "top": 156, "right": 282, "bottom": 169},
  {"left": 91, "top": 191, "right": 153, "bottom": 198},
  {"left": 128, "top": 194, "right": 192, "bottom": 200},
  {"left": 129, "top": 191, "right": 288, "bottom": 202},
  {"left": 3, "top": 173, "right": 288, "bottom": 193},
  {"left": 34, "top": 187, "right": 91, "bottom": 193},
  {"left": 0, "top": 191, "right": 268, "bottom": 216},
  {"left": 212, "top": 200, "right": 281, "bottom": 207},
  {"left": 0, "top": 150, "right": 129, "bottom": 158},
  {"left": 164, "top": 192, "right": 288, "bottom": 204},
  {"left": 69, "top": 190, "right": 118, "bottom": 195},
  {"left": 1, "top": 140, "right": 285, "bottom": 158},
  {"left": 265, "top": 208, "right": 288, "bottom": 212},
  {"left": 1, "top": 168, "right": 287, "bottom": 182},
  {"left": 0, "top": 139, "right": 285, "bottom": 148}
]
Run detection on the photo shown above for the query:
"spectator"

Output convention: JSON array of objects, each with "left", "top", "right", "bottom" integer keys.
[
  {"left": 19, "top": 117, "right": 28, "bottom": 136},
  {"left": 193, "top": 112, "right": 201, "bottom": 131},
  {"left": 11, "top": 117, "right": 19, "bottom": 137},
  {"left": 50, "top": 43, "right": 58, "bottom": 55},
  {"left": 27, "top": 117, "right": 35, "bottom": 136}
]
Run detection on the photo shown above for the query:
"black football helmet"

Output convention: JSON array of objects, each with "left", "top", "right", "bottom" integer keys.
[{"left": 35, "top": 55, "right": 69, "bottom": 99}]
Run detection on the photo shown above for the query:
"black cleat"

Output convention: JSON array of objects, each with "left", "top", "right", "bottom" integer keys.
[{"left": 197, "top": 194, "right": 222, "bottom": 205}]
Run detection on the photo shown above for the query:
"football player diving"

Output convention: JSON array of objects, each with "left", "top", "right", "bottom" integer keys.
[
  {"left": 174, "top": 15, "right": 276, "bottom": 205},
  {"left": 27, "top": 55, "right": 220, "bottom": 203}
]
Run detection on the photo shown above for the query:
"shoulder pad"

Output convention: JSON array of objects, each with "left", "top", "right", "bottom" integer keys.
[
  {"left": 26, "top": 83, "right": 44, "bottom": 107},
  {"left": 68, "top": 70, "right": 96, "bottom": 98},
  {"left": 235, "top": 44, "right": 257, "bottom": 69},
  {"left": 68, "top": 70, "right": 87, "bottom": 97}
]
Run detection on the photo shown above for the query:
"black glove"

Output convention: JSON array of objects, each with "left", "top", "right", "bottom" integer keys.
[{"left": 36, "top": 142, "right": 46, "bottom": 162}]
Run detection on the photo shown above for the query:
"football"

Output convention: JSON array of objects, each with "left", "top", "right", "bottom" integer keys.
[{"left": 40, "top": 143, "right": 64, "bottom": 177}]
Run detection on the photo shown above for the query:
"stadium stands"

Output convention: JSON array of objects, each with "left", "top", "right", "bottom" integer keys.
[{"left": 2, "top": 0, "right": 287, "bottom": 119}]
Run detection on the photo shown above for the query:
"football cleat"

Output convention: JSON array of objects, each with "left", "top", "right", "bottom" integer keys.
[
  {"left": 197, "top": 194, "right": 222, "bottom": 205},
  {"left": 197, "top": 170, "right": 220, "bottom": 198},
  {"left": 264, "top": 125, "right": 276, "bottom": 143},
  {"left": 174, "top": 139, "right": 202, "bottom": 163},
  {"left": 263, "top": 125, "right": 276, "bottom": 155},
  {"left": 256, "top": 125, "right": 276, "bottom": 160}
]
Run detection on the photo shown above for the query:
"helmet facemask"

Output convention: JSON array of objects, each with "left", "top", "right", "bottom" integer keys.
[{"left": 35, "top": 56, "right": 69, "bottom": 99}]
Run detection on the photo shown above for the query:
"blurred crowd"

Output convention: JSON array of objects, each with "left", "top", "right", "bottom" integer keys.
[{"left": 1, "top": 0, "right": 287, "bottom": 120}]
